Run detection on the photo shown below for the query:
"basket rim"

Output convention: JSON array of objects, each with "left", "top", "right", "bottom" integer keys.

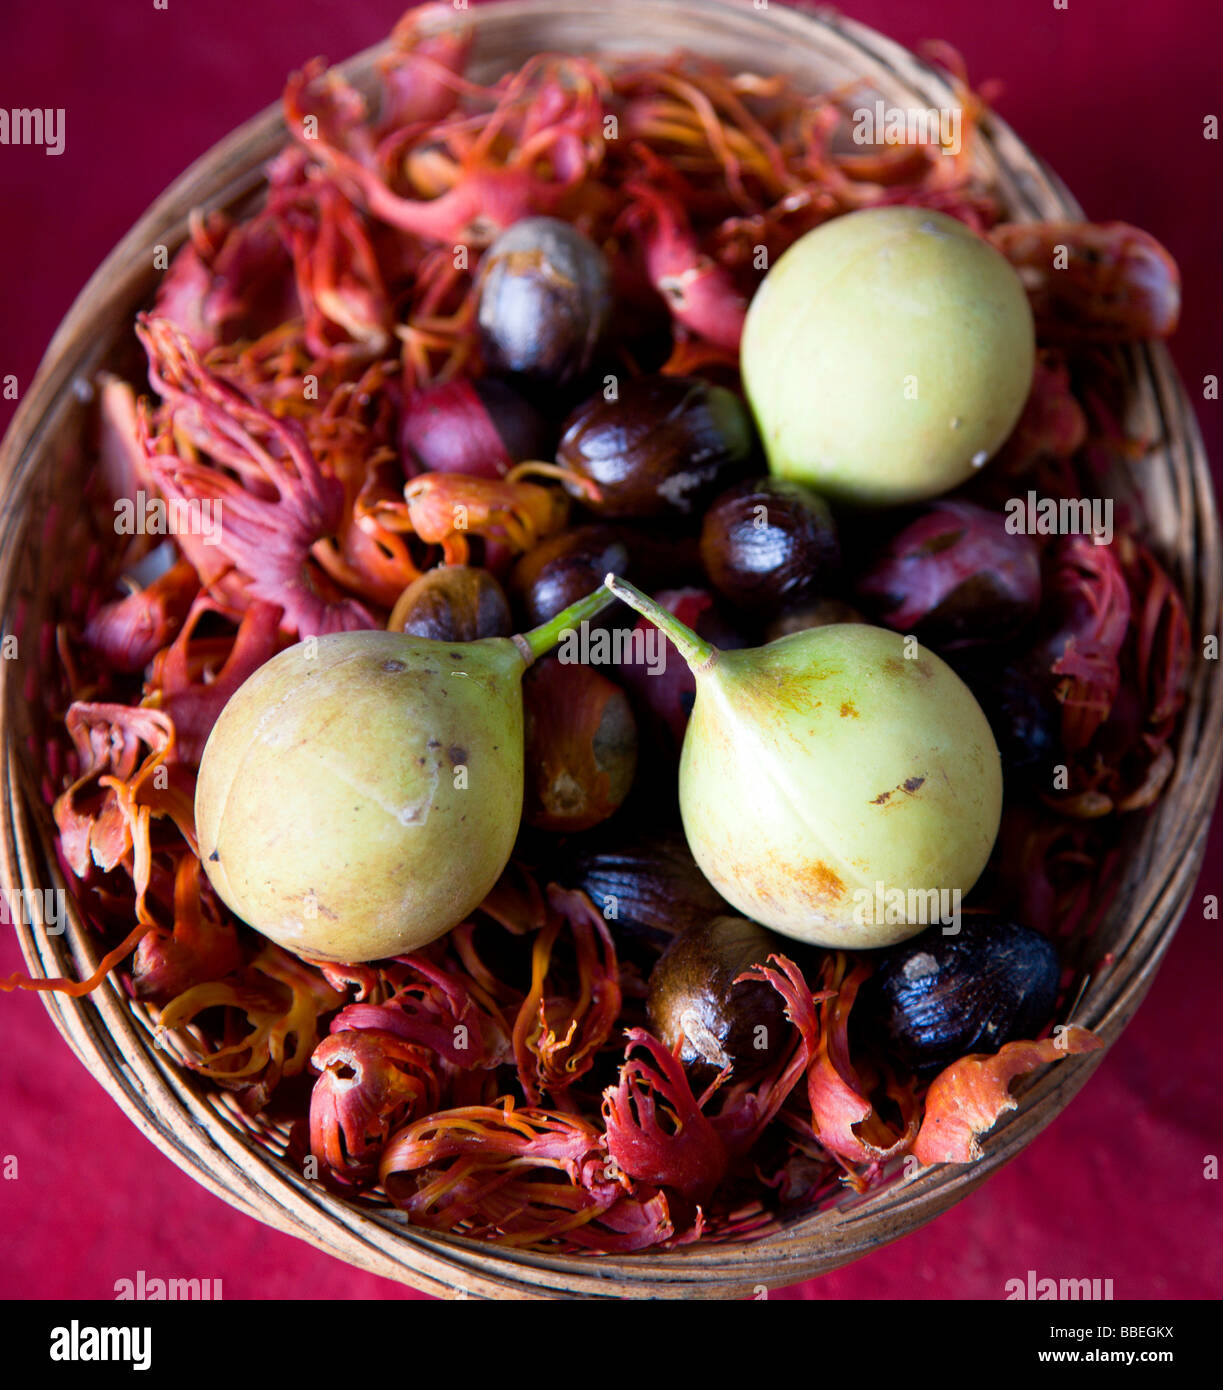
[{"left": 2, "top": 0, "right": 1221, "bottom": 1299}]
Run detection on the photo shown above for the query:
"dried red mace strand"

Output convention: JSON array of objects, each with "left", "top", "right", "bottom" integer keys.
[
  {"left": 378, "top": 1097, "right": 631, "bottom": 1245},
  {"left": 1, "top": 919, "right": 153, "bottom": 997},
  {"left": 512, "top": 887, "right": 621, "bottom": 1104},
  {"left": 157, "top": 943, "right": 345, "bottom": 1087},
  {"left": 5, "top": 701, "right": 198, "bottom": 996},
  {"left": 283, "top": 46, "right": 607, "bottom": 247},
  {"left": 310, "top": 1029, "right": 441, "bottom": 1182},
  {"left": 1124, "top": 536, "right": 1191, "bottom": 729},
  {"left": 333, "top": 950, "right": 511, "bottom": 1070},
  {"left": 403, "top": 472, "right": 571, "bottom": 565},
  {"left": 132, "top": 853, "right": 245, "bottom": 1002},
  {"left": 135, "top": 314, "right": 377, "bottom": 638},
  {"left": 736, "top": 952, "right": 916, "bottom": 1186},
  {"left": 602, "top": 1027, "right": 728, "bottom": 1206},
  {"left": 1046, "top": 534, "right": 1131, "bottom": 755}
]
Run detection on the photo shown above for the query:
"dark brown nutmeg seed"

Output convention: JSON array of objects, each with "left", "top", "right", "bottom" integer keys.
[
  {"left": 388, "top": 566, "right": 513, "bottom": 643},
  {"left": 558, "top": 828, "right": 733, "bottom": 947},
  {"left": 556, "top": 375, "right": 754, "bottom": 519},
  {"left": 511, "top": 525, "right": 633, "bottom": 628},
  {"left": 647, "top": 915, "right": 790, "bottom": 1078},
  {"left": 523, "top": 658, "right": 637, "bottom": 832},
  {"left": 700, "top": 477, "right": 840, "bottom": 614},
  {"left": 477, "top": 217, "right": 611, "bottom": 387}
]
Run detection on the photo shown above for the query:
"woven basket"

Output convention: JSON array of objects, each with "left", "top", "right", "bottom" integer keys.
[{"left": 1, "top": 0, "right": 1219, "bottom": 1299}]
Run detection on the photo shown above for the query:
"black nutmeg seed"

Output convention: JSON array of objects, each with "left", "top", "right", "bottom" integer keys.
[{"left": 861, "top": 916, "right": 1061, "bottom": 1077}]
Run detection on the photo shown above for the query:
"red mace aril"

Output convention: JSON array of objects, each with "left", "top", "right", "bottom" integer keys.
[
  {"left": 856, "top": 500, "right": 1041, "bottom": 649},
  {"left": 399, "top": 377, "right": 549, "bottom": 480},
  {"left": 623, "top": 175, "right": 749, "bottom": 353},
  {"left": 603, "top": 1028, "right": 728, "bottom": 1207}
]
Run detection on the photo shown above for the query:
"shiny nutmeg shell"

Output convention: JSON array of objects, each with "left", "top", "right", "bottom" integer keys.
[
  {"left": 477, "top": 217, "right": 611, "bottom": 387},
  {"left": 388, "top": 565, "right": 513, "bottom": 643},
  {"left": 700, "top": 477, "right": 840, "bottom": 614},
  {"left": 862, "top": 916, "right": 1061, "bottom": 1077},
  {"left": 647, "top": 915, "right": 790, "bottom": 1078},
  {"left": 556, "top": 375, "right": 755, "bottom": 519},
  {"left": 556, "top": 828, "right": 733, "bottom": 948},
  {"left": 511, "top": 525, "right": 632, "bottom": 628}
]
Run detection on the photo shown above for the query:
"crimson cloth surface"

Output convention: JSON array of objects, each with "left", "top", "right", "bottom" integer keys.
[{"left": 0, "top": 0, "right": 1219, "bottom": 1299}]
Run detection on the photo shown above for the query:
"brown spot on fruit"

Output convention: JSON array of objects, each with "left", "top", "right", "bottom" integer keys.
[
  {"left": 809, "top": 860, "right": 844, "bottom": 900},
  {"left": 873, "top": 775, "right": 928, "bottom": 806},
  {"left": 717, "top": 844, "right": 845, "bottom": 918},
  {"left": 448, "top": 745, "right": 467, "bottom": 767},
  {"left": 840, "top": 701, "right": 859, "bottom": 718}
]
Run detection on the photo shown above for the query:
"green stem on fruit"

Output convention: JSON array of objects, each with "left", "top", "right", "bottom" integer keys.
[
  {"left": 513, "top": 584, "right": 620, "bottom": 665},
  {"left": 603, "top": 573, "right": 718, "bottom": 673}
]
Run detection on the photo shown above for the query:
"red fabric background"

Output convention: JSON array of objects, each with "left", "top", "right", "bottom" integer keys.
[{"left": 1, "top": 0, "right": 1220, "bottom": 1301}]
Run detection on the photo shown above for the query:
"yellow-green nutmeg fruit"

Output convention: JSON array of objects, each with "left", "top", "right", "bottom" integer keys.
[
  {"left": 741, "top": 206, "right": 1035, "bottom": 506},
  {"left": 195, "top": 586, "right": 615, "bottom": 963},
  {"left": 606, "top": 576, "right": 1003, "bottom": 950}
]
